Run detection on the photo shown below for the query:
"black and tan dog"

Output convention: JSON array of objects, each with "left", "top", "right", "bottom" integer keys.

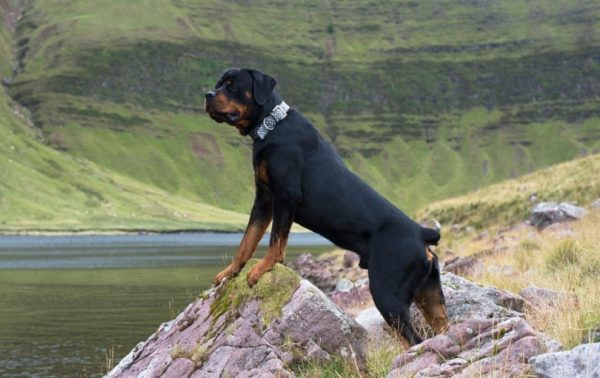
[{"left": 205, "top": 68, "right": 448, "bottom": 346}]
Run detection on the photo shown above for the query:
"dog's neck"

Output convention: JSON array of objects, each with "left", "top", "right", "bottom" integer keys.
[{"left": 244, "top": 92, "right": 283, "bottom": 138}]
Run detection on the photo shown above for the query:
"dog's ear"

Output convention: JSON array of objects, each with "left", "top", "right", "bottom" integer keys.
[{"left": 247, "top": 69, "right": 277, "bottom": 105}]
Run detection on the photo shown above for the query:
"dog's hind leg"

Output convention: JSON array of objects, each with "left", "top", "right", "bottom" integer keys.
[
  {"left": 368, "top": 238, "right": 428, "bottom": 348},
  {"left": 414, "top": 248, "right": 449, "bottom": 334}
]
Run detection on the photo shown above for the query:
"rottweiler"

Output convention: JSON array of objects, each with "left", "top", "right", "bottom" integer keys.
[{"left": 205, "top": 68, "right": 448, "bottom": 346}]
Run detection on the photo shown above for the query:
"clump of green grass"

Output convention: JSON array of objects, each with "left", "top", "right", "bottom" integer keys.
[
  {"left": 293, "top": 357, "right": 360, "bottom": 378},
  {"left": 209, "top": 259, "right": 301, "bottom": 327},
  {"left": 365, "top": 342, "right": 404, "bottom": 378}
]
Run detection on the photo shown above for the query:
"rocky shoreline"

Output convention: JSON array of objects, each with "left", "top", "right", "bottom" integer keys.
[
  {"left": 105, "top": 250, "right": 599, "bottom": 377},
  {"left": 106, "top": 201, "right": 600, "bottom": 377}
]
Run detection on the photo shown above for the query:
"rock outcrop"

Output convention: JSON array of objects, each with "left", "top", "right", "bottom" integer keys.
[
  {"left": 530, "top": 342, "right": 600, "bottom": 378},
  {"left": 106, "top": 260, "right": 367, "bottom": 378},
  {"left": 530, "top": 202, "right": 587, "bottom": 229},
  {"left": 108, "top": 252, "right": 572, "bottom": 378}
]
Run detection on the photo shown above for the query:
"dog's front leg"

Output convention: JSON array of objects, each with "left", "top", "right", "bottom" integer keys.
[
  {"left": 213, "top": 186, "right": 272, "bottom": 285},
  {"left": 246, "top": 152, "right": 302, "bottom": 287},
  {"left": 246, "top": 193, "right": 299, "bottom": 287}
]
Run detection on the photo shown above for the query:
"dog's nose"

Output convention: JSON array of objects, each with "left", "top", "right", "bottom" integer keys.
[{"left": 205, "top": 91, "right": 216, "bottom": 99}]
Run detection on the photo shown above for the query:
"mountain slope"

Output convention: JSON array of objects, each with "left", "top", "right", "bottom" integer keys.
[
  {"left": 0, "top": 9, "right": 247, "bottom": 232},
  {"left": 2, "top": 0, "right": 600, "bottom": 223},
  {"left": 0, "top": 92, "right": 248, "bottom": 232},
  {"left": 417, "top": 153, "right": 600, "bottom": 229}
]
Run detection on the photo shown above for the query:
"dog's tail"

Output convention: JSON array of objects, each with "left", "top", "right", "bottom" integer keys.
[{"left": 420, "top": 227, "right": 440, "bottom": 246}]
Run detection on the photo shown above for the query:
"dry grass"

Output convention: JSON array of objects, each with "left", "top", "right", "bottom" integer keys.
[{"left": 441, "top": 209, "right": 600, "bottom": 348}]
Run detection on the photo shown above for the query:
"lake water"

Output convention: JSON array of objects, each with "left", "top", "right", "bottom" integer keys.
[{"left": 0, "top": 233, "right": 332, "bottom": 378}]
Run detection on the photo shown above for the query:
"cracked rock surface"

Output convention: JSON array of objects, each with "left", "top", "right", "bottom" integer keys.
[{"left": 387, "top": 317, "right": 561, "bottom": 378}]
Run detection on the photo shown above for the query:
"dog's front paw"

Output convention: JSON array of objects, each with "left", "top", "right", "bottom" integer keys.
[
  {"left": 246, "top": 260, "right": 274, "bottom": 287},
  {"left": 213, "top": 263, "right": 241, "bottom": 285}
]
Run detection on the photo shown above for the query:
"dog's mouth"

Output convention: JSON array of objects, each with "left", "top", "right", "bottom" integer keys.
[
  {"left": 222, "top": 112, "right": 240, "bottom": 123},
  {"left": 205, "top": 103, "right": 240, "bottom": 124}
]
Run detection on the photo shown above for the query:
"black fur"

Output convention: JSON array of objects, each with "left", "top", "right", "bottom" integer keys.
[{"left": 205, "top": 68, "right": 447, "bottom": 345}]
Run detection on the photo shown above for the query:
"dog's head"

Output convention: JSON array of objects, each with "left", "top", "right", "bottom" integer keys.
[{"left": 204, "top": 68, "right": 277, "bottom": 134}]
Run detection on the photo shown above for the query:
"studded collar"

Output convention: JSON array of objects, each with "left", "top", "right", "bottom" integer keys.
[{"left": 249, "top": 101, "right": 290, "bottom": 141}]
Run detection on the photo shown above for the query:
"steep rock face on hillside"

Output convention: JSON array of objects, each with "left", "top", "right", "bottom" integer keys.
[{"left": 105, "top": 260, "right": 367, "bottom": 378}]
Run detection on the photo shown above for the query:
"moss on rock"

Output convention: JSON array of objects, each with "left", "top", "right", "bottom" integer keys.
[{"left": 209, "top": 259, "right": 302, "bottom": 327}]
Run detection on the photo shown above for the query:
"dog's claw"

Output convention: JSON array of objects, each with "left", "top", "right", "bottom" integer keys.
[{"left": 213, "top": 264, "right": 240, "bottom": 285}]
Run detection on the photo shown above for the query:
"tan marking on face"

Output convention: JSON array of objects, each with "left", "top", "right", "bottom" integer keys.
[
  {"left": 245, "top": 90, "right": 252, "bottom": 99},
  {"left": 209, "top": 92, "right": 250, "bottom": 129}
]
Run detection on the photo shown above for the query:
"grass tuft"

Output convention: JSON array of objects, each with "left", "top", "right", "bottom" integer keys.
[
  {"left": 546, "top": 238, "right": 581, "bottom": 271},
  {"left": 209, "top": 259, "right": 301, "bottom": 327}
]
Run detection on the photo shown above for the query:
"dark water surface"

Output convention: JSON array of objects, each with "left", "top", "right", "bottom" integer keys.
[{"left": 0, "top": 233, "right": 332, "bottom": 377}]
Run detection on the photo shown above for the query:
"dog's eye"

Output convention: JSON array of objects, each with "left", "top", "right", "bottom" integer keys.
[{"left": 225, "top": 80, "right": 235, "bottom": 90}]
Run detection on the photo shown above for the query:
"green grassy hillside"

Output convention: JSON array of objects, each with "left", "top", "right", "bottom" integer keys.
[
  {"left": 0, "top": 90, "right": 248, "bottom": 232},
  {"left": 0, "top": 5, "right": 247, "bottom": 232},
  {"left": 1, "top": 0, "right": 600, "bottom": 229}
]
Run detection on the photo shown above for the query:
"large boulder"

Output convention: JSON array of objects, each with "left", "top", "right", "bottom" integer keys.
[
  {"left": 530, "top": 202, "right": 587, "bottom": 229},
  {"left": 356, "top": 272, "right": 527, "bottom": 345},
  {"left": 530, "top": 342, "right": 600, "bottom": 378},
  {"left": 105, "top": 260, "right": 368, "bottom": 378}
]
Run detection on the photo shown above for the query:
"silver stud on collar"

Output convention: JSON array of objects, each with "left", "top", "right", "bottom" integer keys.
[{"left": 254, "top": 101, "right": 289, "bottom": 140}]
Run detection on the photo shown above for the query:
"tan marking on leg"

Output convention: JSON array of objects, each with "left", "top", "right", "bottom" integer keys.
[
  {"left": 256, "top": 160, "right": 269, "bottom": 184},
  {"left": 214, "top": 221, "right": 269, "bottom": 285},
  {"left": 426, "top": 247, "right": 434, "bottom": 262},
  {"left": 415, "top": 286, "right": 449, "bottom": 334}
]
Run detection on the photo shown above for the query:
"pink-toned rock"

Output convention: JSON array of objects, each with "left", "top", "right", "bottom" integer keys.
[
  {"left": 443, "top": 255, "right": 483, "bottom": 277},
  {"left": 343, "top": 251, "right": 360, "bottom": 268},
  {"left": 387, "top": 317, "right": 558, "bottom": 378},
  {"left": 289, "top": 253, "right": 339, "bottom": 291},
  {"left": 106, "top": 261, "right": 367, "bottom": 378},
  {"left": 329, "top": 278, "right": 373, "bottom": 315},
  {"left": 290, "top": 252, "right": 368, "bottom": 292}
]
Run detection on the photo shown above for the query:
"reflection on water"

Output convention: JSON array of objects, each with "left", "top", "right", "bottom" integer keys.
[{"left": 0, "top": 233, "right": 332, "bottom": 377}]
